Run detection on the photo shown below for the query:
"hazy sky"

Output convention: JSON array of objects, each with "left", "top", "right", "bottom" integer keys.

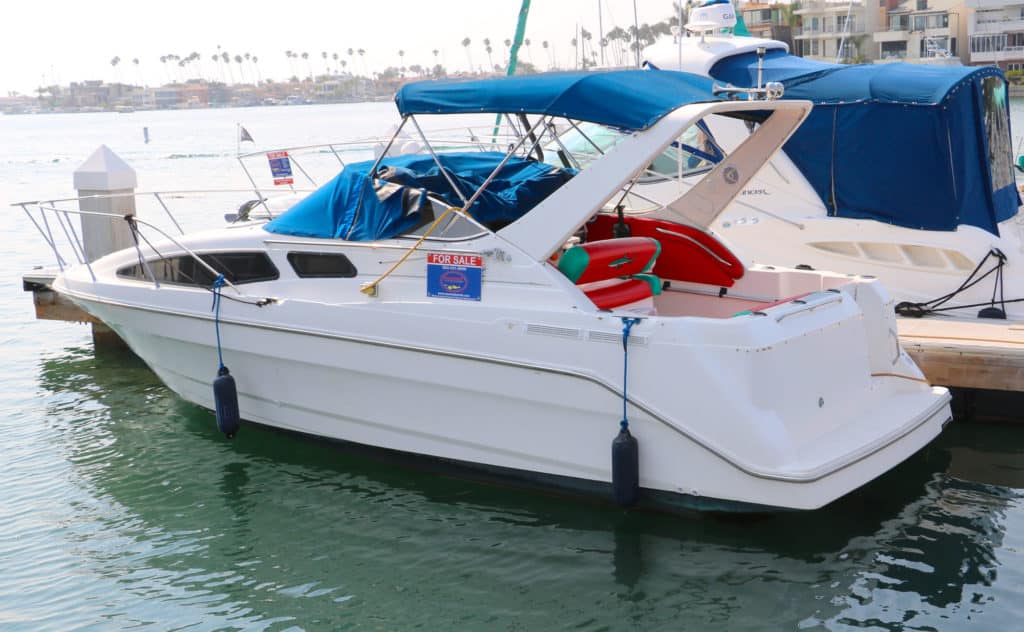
[{"left": 3, "top": 0, "right": 679, "bottom": 95}]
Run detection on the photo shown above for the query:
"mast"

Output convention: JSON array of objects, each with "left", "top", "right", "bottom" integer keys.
[{"left": 491, "top": 0, "right": 531, "bottom": 143}]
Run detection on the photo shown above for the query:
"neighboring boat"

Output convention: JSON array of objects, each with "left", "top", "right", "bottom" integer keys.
[
  {"left": 635, "top": 6, "right": 1024, "bottom": 321},
  {"left": 31, "top": 70, "right": 950, "bottom": 512}
]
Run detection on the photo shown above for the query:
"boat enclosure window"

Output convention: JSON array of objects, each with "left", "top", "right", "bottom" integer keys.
[
  {"left": 117, "top": 252, "right": 279, "bottom": 286},
  {"left": 287, "top": 252, "right": 358, "bottom": 278}
]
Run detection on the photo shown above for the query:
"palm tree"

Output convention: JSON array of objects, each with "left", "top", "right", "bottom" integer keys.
[
  {"left": 252, "top": 55, "right": 261, "bottom": 84},
  {"left": 483, "top": 38, "right": 494, "bottom": 71},
  {"left": 301, "top": 52, "right": 311, "bottom": 80},
  {"left": 524, "top": 38, "right": 533, "bottom": 64},
  {"left": 398, "top": 49, "right": 405, "bottom": 74},
  {"left": 542, "top": 40, "right": 553, "bottom": 70},
  {"left": 234, "top": 54, "right": 246, "bottom": 83},
  {"left": 322, "top": 51, "right": 329, "bottom": 75},
  {"left": 332, "top": 52, "right": 339, "bottom": 74},
  {"left": 285, "top": 50, "right": 297, "bottom": 78},
  {"left": 110, "top": 56, "right": 121, "bottom": 84},
  {"left": 358, "top": 48, "right": 367, "bottom": 76},
  {"left": 571, "top": 37, "right": 578, "bottom": 69},
  {"left": 132, "top": 57, "right": 142, "bottom": 86},
  {"left": 461, "top": 37, "right": 473, "bottom": 72},
  {"left": 221, "top": 51, "right": 234, "bottom": 83},
  {"left": 159, "top": 55, "right": 171, "bottom": 83}
]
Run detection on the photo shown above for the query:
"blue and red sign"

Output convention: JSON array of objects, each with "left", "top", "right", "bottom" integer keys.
[
  {"left": 427, "top": 252, "right": 482, "bottom": 301},
  {"left": 267, "top": 150, "right": 294, "bottom": 186}
]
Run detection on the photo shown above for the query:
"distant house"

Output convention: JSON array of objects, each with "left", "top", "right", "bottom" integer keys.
[
  {"left": 794, "top": 0, "right": 880, "bottom": 62},
  {"left": 740, "top": 2, "right": 794, "bottom": 50},
  {"left": 966, "top": 0, "right": 1024, "bottom": 71},
  {"left": 874, "top": 0, "right": 966, "bottom": 65}
]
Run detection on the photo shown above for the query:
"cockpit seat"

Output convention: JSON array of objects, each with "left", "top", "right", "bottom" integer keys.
[{"left": 558, "top": 237, "right": 663, "bottom": 310}]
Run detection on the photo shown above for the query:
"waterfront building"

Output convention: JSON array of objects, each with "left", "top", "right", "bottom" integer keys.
[
  {"left": 739, "top": 2, "right": 795, "bottom": 49},
  {"left": 874, "top": 0, "right": 968, "bottom": 64},
  {"left": 966, "top": 0, "right": 1024, "bottom": 71},
  {"left": 794, "top": 0, "right": 881, "bottom": 62}
]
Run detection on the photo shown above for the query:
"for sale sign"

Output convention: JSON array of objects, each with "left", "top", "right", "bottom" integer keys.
[
  {"left": 267, "top": 151, "right": 294, "bottom": 186},
  {"left": 426, "top": 252, "right": 482, "bottom": 301}
]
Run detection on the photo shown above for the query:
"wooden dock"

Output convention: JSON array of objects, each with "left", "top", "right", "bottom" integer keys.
[
  {"left": 899, "top": 318, "right": 1024, "bottom": 392},
  {"left": 24, "top": 269, "right": 125, "bottom": 348}
]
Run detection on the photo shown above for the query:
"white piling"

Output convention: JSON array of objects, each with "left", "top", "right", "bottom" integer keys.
[{"left": 73, "top": 145, "right": 138, "bottom": 263}]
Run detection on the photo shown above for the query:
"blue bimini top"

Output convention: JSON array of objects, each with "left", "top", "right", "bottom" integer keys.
[
  {"left": 263, "top": 152, "right": 575, "bottom": 241},
  {"left": 711, "top": 49, "right": 1019, "bottom": 235},
  {"left": 396, "top": 69, "right": 725, "bottom": 131}
]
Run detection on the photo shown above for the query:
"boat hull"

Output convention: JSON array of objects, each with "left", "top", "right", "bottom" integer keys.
[{"left": 64, "top": 291, "right": 951, "bottom": 513}]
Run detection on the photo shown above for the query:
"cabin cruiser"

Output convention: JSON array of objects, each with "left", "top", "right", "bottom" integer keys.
[
  {"left": 35, "top": 70, "right": 950, "bottom": 512},
  {"left": 633, "top": 2, "right": 1024, "bottom": 321}
]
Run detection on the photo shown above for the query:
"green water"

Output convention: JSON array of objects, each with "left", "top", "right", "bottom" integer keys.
[{"left": 2, "top": 104, "right": 1024, "bottom": 630}]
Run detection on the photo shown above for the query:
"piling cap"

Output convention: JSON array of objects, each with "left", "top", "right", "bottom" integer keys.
[{"left": 73, "top": 144, "right": 137, "bottom": 191}]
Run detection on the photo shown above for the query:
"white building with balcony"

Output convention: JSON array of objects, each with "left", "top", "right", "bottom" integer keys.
[
  {"left": 794, "top": 0, "right": 880, "bottom": 62},
  {"left": 967, "top": 0, "right": 1024, "bottom": 70},
  {"left": 874, "top": 0, "right": 968, "bottom": 64}
]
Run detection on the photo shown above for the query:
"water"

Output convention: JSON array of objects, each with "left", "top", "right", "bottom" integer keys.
[{"left": 3, "top": 103, "right": 1024, "bottom": 631}]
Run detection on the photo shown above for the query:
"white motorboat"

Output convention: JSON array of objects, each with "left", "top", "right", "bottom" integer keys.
[
  {"left": 631, "top": 3, "right": 1024, "bottom": 322},
  {"left": 31, "top": 70, "right": 950, "bottom": 512}
]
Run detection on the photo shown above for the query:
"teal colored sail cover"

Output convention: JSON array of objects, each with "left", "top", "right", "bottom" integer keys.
[
  {"left": 711, "top": 50, "right": 1019, "bottom": 235},
  {"left": 263, "top": 153, "right": 574, "bottom": 240}
]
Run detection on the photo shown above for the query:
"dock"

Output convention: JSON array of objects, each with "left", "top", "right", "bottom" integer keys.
[
  {"left": 898, "top": 318, "right": 1024, "bottom": 393},
  {"left": 24, "top": 269, "right": 125, "bottom": 348}
]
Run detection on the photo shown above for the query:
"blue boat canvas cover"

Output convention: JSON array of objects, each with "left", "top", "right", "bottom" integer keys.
[
  {"left": 263, "top": 153, "right": 575, "bottom": 240},
  {"left": 710, "top": 50, "right": 1018, "bottom": 235},
  {"left": 395, "top": 69, "right": 729, "bottom": 131}
]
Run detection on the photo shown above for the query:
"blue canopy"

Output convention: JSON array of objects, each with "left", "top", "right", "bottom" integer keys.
[
  {"left": 396, "top": 70, "right": 725, "bottom": 131},
  {"left": 711, "top": 50, "right": 1018, "bottom": 235},
  {"left": 264, "top": 153, "right": 574, "bottom": 240}
]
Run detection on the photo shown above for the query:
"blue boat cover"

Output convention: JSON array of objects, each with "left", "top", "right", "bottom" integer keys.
[
  {"left": 396, "top": 70, "right": 725, "bottom": 131},
  {"left": 264, "top": 152, "right": 574, "bottom": 240},
  {"left": 711, "top": 50, "right": 1019, "bottom": 235}
]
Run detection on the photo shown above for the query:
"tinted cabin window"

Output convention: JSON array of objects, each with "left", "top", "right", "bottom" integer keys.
[
  {"left": 287, "top": 252, "right": 358, "bottom": 278},
  {"left": 117, "top": 252, "right": 279, "bottom": 286}
]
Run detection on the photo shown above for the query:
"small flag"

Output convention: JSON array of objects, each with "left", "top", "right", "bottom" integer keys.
[{"left": 239, "top": 125, "right": 254, "bottom": 143}]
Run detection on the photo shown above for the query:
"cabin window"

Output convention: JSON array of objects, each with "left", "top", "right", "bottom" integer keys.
[
  {"left": 117, "top": 252, "right": 279, "bottom": 286},
  {"left": 287, "top": 252, "right": 358, "bottom": 278}
]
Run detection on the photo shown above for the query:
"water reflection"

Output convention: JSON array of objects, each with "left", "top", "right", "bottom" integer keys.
[{"left": 32, "top": 346, "right": 1024, "bottom": 629}]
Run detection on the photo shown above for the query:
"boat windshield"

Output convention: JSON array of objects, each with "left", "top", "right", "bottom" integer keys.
[{"left": 544, "top": 120, "right": 723, "bottom": 180}]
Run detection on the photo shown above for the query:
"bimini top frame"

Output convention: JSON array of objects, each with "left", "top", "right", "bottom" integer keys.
[{"left": 266, "top": 69, "right": 811, "bottom": 262}]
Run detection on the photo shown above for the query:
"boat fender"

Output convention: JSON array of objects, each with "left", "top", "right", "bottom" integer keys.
[
  {"left": 211, "top": 274, "right": 240, "bottom": 438},
  {"left": 214, "top": 366, "right": 240, "bottom": 438},
  {"left": 612, "top": 317, "right": 641, "bottom": 508},
  {"left": 612, "top": 423, "right": 639, "bottom": 508}
]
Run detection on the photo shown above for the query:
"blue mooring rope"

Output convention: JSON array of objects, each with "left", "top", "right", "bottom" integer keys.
[
  {"left": 620, "top": 317, "right": 641, "bottom": 430},
  {"left": 211, "top": 274, "right": 226, "bottom": 370}
]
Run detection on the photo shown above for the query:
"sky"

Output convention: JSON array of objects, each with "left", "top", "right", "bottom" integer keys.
[{"left": 2, "top": 0, "right": 681, "bottom": 95}]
